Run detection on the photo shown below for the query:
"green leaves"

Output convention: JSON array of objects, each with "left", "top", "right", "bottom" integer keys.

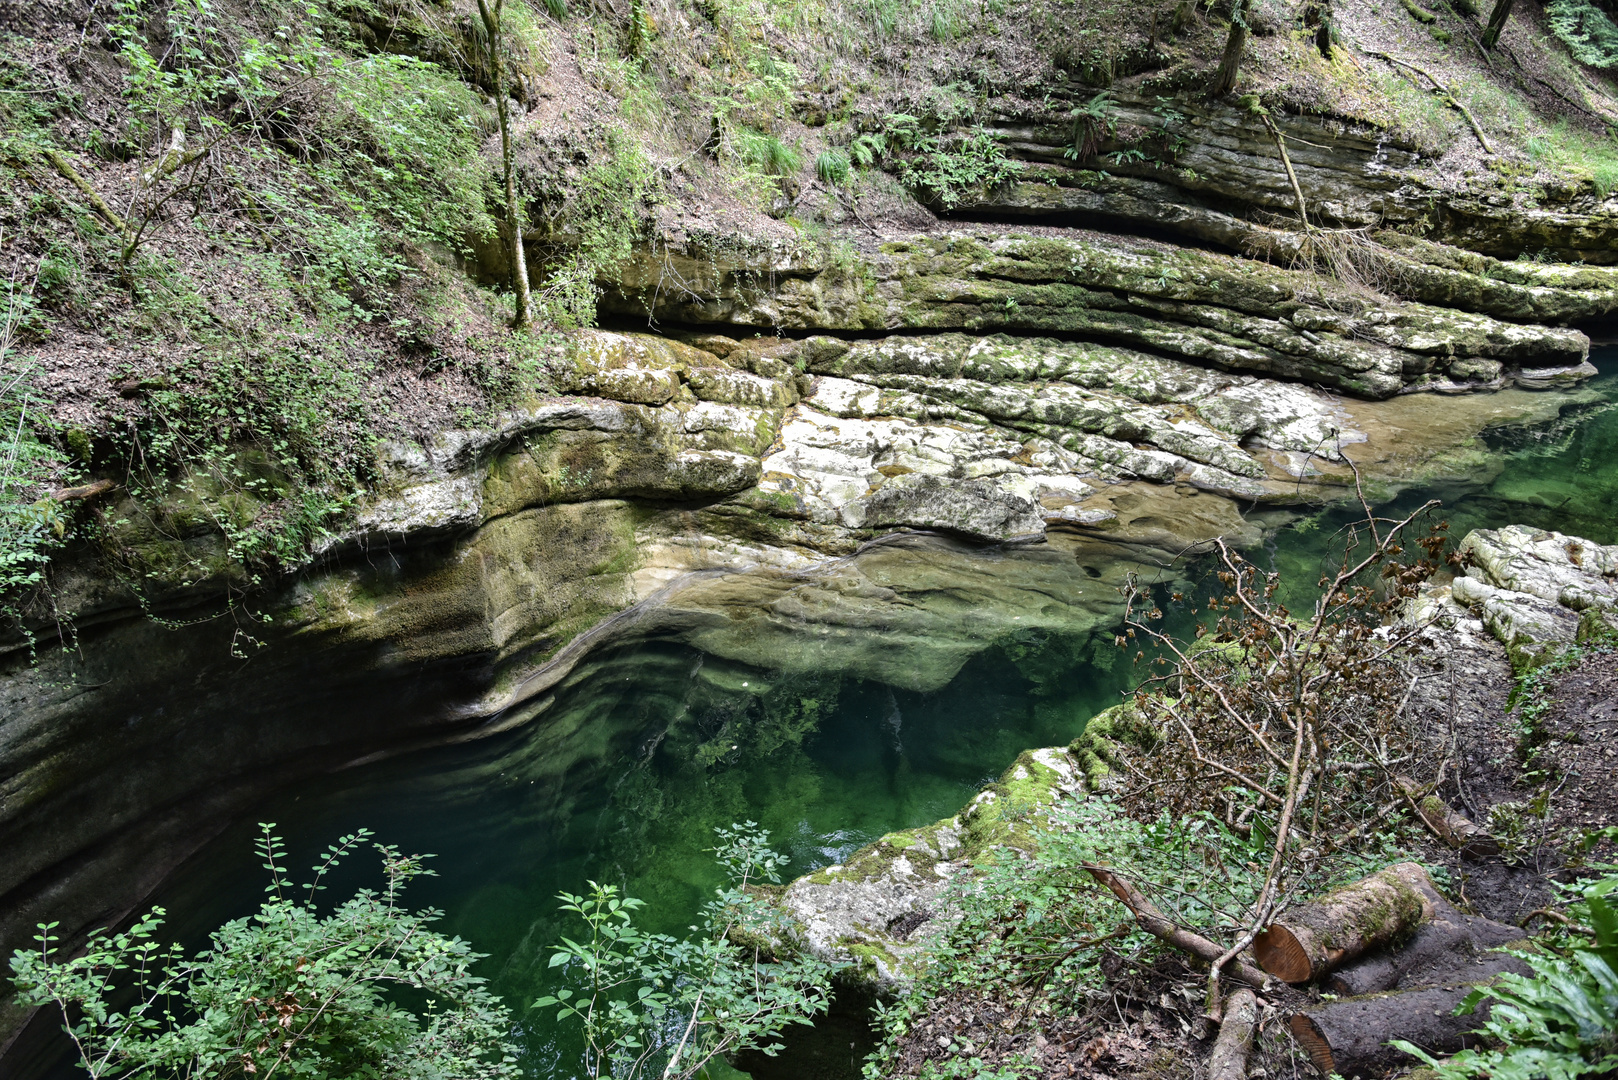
[
  {"left": 1549, "top": 0, "right": 1618, "bottom": 69},
  {"left": 9, "top": 827, "right": 518, "bottom": 1080},
  {"left": 0, "top": 283, "right": 69, "bottom": 611},
  {"left": 538, "top": 823, "right": 839, "bottom": 1080},
  {"left": 1393, "top": 866, "right": 1618, "bottom": 1078},
  {"left": 885, "top": 119, "right": 1021, "bottom": 211}
]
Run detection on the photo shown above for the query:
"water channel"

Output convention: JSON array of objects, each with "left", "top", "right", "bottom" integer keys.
[{"left": 23, "top": 348, "right": 1618, "bottom": 1080}]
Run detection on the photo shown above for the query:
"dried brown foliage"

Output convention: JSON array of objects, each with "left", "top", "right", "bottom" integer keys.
[{"left": 1112, "top": 482, "right": 1458, "bottom": 1012}]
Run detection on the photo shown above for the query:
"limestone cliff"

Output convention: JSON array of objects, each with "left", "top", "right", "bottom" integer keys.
[{"left": 6, "top": 0, "right": 1618, "bottom": 1057}]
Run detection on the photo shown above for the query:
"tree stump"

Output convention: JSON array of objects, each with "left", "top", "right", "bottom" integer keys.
[{"left": 1255, "top": 862, "right": 1435, "bottom": 983}]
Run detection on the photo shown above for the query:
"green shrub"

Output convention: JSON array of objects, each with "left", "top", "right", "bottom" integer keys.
[
  {"left": 862, "top": 798, "right": 1279, "bottom": 1079},
  {"left": 1549, "top": 0, "right": 1618, "bottom": 68},
  {"left": 884, "top": 117, "right": 1022, "bottom": 209},
  {"left": 849, "top": 132, "right": 887, "bottom": 168},
  {"left": 536, "top": 823, "right": 838, "bottom": 1080},
  {"left": 534, "top": 126, "right": 660, "bottom": 328},
  {"left": 1395, "top": 866, "right": 1618, "bottom": 1078},
  {"left": 10, "top": 826, "right": 520, "bottom": 1080}
]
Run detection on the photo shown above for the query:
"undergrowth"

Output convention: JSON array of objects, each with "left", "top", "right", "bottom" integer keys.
[
  {"left": 0, "top": 0, "right": 564, "bottom": 619},
  {"left": 862, "top": 797, "right": 1407, "bottom": 1079}
]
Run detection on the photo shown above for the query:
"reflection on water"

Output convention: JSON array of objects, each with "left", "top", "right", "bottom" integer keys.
[
  {"left": 26, "top": 350, "right": 1618, "bottom": 1080},
  {"left": 121, "top": 629, "right": 1129, "bottom": 1080}
]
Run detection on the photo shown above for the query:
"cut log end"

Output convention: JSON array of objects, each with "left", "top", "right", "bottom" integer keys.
[
  {"left": 1253, "top": 924, "right": 1312, "bottom": 984},
  {"left": 1256, "top": 862, "right": 1434, "bottom": 983},
  {"left": 1289, "top": 1013, "right": 1334, "bottom": 1077}
]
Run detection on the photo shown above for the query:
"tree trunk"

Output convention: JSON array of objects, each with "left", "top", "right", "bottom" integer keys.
[
  {"left": 1304, "top": 1, "right": 1333, "bottom": 59},
  {"left": 1208, "top": 988, "right": 1259, "bottom": 1080},
  {"left": 1207, "top": 0, "right": 1249, "bottom": 98},
  {"left": 1481, "top": 0, "right": 1514, "bottom": 50},
  {"left": 1254, "top": 862, "right": 1435, "bottom": 983},
  {"left": 1289, "top": 974, "right": 1524, "bottom": 1079},
  {"left": 1327, "top": 920, "right": 1529, "bottom": 996},
  {"left": 479, "top": 0, "right": 533, "bottom": 327}
]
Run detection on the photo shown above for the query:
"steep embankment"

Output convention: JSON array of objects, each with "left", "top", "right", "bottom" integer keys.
[{"left": 6, "top": 0, "right": 1618, "bottom": 1059}]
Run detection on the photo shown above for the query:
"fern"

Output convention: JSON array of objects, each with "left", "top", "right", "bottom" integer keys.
[
  {"left": 814, "top": 149, "right": 851, "bottom": 184},
  {"left": 1549, "top": 0, "right": 1618, "bottom": 68}
]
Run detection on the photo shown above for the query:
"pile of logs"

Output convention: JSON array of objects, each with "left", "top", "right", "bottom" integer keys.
[
  {"left": 1264, "top": 863, "right": 1529, "bottom": 1078},
  {"left": 1092, "top": 861, "right": 1530, "bottom": 1079}
]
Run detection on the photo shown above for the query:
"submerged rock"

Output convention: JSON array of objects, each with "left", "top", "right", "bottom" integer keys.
[{"left": 778, "top": 746, "right": 1088, "bottom": 991}]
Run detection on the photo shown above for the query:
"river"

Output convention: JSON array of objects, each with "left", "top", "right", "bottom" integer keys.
[{"left": 20, "top": 348, "right": 1618, "bottom": 1080}]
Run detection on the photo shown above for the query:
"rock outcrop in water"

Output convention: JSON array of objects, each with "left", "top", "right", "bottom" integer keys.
[
  {"left": 11, "top": 0, "right": 1618, "bottom": 1059},
  {"left": 0, "top": 308, "right": 1591, "bottom": 1017},
  {"left": 772, "top": 524, "right": 1618, "bottom": 993}
]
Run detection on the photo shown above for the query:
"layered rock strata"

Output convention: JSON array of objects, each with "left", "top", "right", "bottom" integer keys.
[
  {"left": 0, "top": 298, "right": 1601, "bottom": 1048},
  {"left": 606, "top": 232, "right": 1594, "bottom": 398},
  {"left": 959, "top": 92, "right": 1618, "bottom": 267}
]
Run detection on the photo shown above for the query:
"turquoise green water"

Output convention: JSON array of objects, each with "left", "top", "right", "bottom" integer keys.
[
  {"left": 137, "top": 632, "right": 1130, "bottom": 1080},
  {"left": 32, "top": 350, "right": 1618, "bottom": 1080}
]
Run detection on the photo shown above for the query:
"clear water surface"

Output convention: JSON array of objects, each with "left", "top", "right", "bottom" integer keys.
[{"left": 26, "top": 349, "right": 1618, "bottom": 1080}]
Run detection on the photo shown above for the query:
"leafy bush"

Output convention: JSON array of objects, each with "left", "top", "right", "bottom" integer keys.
[
  {"left": 884, "top": 117, "right": 1022, "bottom": 209},
  {"left": 0, "top": 265, "right": 68, "bottom": 615},
  {"left": 849, "top": 132, "right": 888, "bottom": 169},
  {"left": 10, "top": 826, "right": 519, "bottom": 1080},
  {"left": 0, "top": 369, "right": 67, "bottom": 611},
  {"left": 1396, "top": 867, "right": 1618, "bottom": 1078},
  {"left": 1550, "top": 0, "right": 1618, "bottom": 68},
  {"left": 534, "top": 127, "right": 660, "bottom": 328},
  {"left": 536, "top": 822, "right": 838, "bottom": 1080},
  {"left": 863, "top": 798, "right": 1275, "bottom": 1078}
]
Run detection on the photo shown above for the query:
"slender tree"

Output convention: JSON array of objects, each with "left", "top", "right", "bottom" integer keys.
[
  {"left": 1208, "top": 0, "right": 1249, "bottom": 98},
  {"left": 478, "top": 0, "right": 533, "bottom": 327},
  {"left": 1481, "top": 0, "right": 1515, "bottom": 49}
]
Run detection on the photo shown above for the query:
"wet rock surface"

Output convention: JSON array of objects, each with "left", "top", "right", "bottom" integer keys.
[{"left": 0, "top": 321, "right": 1596, "bottom": 999}]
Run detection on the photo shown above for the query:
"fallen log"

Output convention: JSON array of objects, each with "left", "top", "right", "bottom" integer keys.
[
  {"left": 1328, "top": 910, "right": 1526, "bottom": 997},
  {"left": 1207, "top": 988, "right": 1258, "bottom": 1080},
  {"left": 1417, "top": 794, "right": 1501, "bottom": 858},
  {"left": 51, "top": 479, "right": 116, "bottom": 503},
  {"left": 1398, "top": 778, "right": 1501, "bottom": 859},
  {"left": 1084, "top": 865, "right": 1268, "bottom": 987},
  {"left": 1254, "top": 862, "right": 1435, "bottom": 983},
  {"left": 1290, "top": 968, "right": 1527, "bottom": 1079}
]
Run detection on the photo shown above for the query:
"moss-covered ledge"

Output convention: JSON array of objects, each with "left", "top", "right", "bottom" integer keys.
[
  {"left": 774, "top": 744, "right": 1088, "bottom": 992},
  {"left": 604, "top": 231, "right": 1593, "bottom": 398}
]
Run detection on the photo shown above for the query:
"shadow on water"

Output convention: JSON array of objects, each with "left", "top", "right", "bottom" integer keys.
[{"left": 18, "top": 348, "right": 1618, "bottom": 1080}]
